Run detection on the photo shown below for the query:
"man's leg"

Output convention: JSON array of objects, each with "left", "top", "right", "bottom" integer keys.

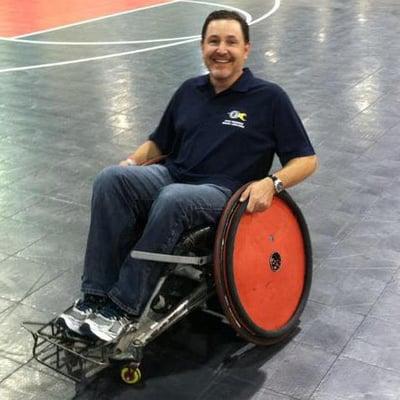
[
  {"left": 58, "top": 164, "right": 173, "bottom": 333},
  {"left": 108, "top": 183, "right": 232, "bottom": 316},
  {"left": 81, "top": 164, "right": 174, "bottom": 296}
]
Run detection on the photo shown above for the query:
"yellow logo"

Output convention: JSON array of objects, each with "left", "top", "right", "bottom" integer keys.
[{"left": 228, "top": 110, "right": 247, "bottom": 122}]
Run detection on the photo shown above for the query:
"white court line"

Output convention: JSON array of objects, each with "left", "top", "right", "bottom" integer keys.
[
  {"left": 182, "top": 1, "right": 252, "bottom": 23},
  {"left": 0, "top": 38, "right": 199, "bottom": 73},
  {"left": 0, "top": 0, "right": 280, "bottom": 74},
  {"left": 14, "top": 0, "right": 179, "bottom": 39},
  {"left": 0, "top": 35, "right": 200, "bottom": 45},
  {"left": 249, "top": 0, "right": 280, "bottom": 25},
  {"left": 0, "top": 0, "right": 252, "bottom": 46}
]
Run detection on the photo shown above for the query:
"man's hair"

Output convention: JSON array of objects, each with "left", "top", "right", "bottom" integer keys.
[{"left": 201, "top": 10, "right": 250, "bottom": 43}]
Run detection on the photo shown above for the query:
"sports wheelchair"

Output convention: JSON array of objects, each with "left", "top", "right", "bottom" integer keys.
[{"left": 23, "top": 179, "right": 312, "bottom": 385}]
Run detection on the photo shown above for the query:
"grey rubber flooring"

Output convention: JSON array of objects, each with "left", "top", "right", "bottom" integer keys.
[{"left": 1, "top": 0, "right": 400, "bottom": 399}]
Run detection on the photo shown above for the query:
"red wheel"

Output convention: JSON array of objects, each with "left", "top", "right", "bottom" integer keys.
[{"left": 214, "top": 188, "right": 312, "bottom": 345}]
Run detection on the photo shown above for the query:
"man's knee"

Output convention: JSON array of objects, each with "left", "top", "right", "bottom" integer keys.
[{"left": 93, "top": 165, "right": 126, "bottom": 193}]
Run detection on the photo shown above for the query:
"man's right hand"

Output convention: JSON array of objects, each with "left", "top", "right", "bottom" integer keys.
[
  {"left": 119, "top": 140, "right": 162, "bottom": 167},
  {"left": 119, "top": 158, "right": 137, "bottom": 167}
]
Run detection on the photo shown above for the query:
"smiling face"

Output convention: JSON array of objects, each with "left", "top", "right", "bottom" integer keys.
[{"left": 201, "top": 19, "right": 251, "bottom": 92}]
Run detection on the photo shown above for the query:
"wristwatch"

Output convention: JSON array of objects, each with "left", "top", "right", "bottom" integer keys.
[{"left": 268, "top": 175, "right": 284, "bottom": 193}]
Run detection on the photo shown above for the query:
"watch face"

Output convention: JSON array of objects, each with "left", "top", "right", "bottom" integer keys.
[{"left": 275, "top": 180, "right": 284, "bottom": 193}]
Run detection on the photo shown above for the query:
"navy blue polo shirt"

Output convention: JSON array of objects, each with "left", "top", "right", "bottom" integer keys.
[{"left": 149, "top": 68, "right": 315, "bottom": 192}]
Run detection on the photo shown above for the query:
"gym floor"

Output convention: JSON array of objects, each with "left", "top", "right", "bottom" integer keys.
[{"left": 1, "top": 0, "right": 400, "bottom": 399}]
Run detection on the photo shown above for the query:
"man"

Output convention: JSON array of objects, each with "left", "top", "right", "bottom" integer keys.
[{"left": 58, "top": 10, "right": 318, "bottom": 342}]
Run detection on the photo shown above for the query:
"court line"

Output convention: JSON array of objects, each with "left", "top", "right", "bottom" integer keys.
[
  {"left": 249, "top": 0, "right": 280, "bottom": 25},
  {"left": 0, "top": 38, "right": 199, "bottom": 73},
  {"left": 182, "top": 0, "right": 252, "bottom": 23},
  {"left": 13, "top": 0, "right": 179, "bottom": 39},
  {"left": 0, "top": 35, "right": 200, "bottom": 46},
  {"left": 0, "top": 0, "right": 252, "bottom": 46},
  {"left": 0, "top": 0, "right": 280, "bottom": 74}
]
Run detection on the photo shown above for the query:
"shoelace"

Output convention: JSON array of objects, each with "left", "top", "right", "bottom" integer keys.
[
  {"left": 75, "top": 295, "right": 102, "bottom": 312},
  {"left": 99, "top": 302, "right": 125, "bottom": 320},
  {"left": 76, "top": 299, "right": 95, "bottom": 312}
]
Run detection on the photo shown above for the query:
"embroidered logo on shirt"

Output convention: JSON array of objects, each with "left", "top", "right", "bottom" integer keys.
[{"left": 222, "top": 110, "right": 247, "bottom": 129}]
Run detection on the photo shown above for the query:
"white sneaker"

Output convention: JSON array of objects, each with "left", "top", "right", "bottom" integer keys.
[
  {"left": 81, "top": 301, "right": 134, "bottom": 342},
  {"left": 57, "top": 295, "right": 104, "bottom": 334}
]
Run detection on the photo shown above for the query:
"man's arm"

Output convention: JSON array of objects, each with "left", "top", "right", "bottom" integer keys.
[
  {"left": 119, "top": 140, "right": 163, "bottom": 166},
  {"left": 240, "top": 155, "right": 318, "bottom": 213}
]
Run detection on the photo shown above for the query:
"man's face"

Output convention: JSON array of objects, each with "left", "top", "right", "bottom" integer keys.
[{"left": 201, "top": 19, "right": 250, "bottom": 89}]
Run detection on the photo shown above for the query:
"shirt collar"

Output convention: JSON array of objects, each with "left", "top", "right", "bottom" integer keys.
[{"left": 195, "top": 68, "right": 255, "bottom": 94}]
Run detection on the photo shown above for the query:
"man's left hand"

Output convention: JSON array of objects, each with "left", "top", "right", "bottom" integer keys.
[{"left": 239, "top": 178, "right": 275, "bottom": 213}]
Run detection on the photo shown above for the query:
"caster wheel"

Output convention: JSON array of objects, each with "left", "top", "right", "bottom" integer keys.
[{"left": 121, "top": 366, "right": 142, "bottom": 384}]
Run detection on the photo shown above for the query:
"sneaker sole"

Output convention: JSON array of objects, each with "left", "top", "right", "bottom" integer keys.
[
  {"left": 57, "top": 315, "right": 84, "bottom": 335},
  {"left": 81, "top": 320, "right": 116, "bottom": 342}
]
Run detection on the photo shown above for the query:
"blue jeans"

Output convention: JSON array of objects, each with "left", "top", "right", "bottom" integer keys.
[{"left": 81, "top": 164, "right": 231, "bottom": 315}]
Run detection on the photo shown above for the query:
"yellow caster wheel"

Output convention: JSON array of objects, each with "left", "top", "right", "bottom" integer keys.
[{"left": 120, "top": 366, "right": 142, "bottom": 384}]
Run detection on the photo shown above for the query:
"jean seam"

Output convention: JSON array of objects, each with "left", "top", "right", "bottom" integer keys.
[{"left": 109, "top": 289, "right": 139, "bottom": 315}]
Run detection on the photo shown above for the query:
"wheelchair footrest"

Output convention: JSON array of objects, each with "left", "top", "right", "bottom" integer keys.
[{"left": 22, "top": 320, "right": 113, "bottom": 383}]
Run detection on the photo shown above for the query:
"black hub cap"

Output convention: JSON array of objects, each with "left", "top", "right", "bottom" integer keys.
[{"left": 269, "top": 252, "right": 281, "bottom": 271}]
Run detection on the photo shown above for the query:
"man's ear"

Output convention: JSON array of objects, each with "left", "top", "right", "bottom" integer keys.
[{"left": 244, "top": 42, "right": 251, "bottom": 59}]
